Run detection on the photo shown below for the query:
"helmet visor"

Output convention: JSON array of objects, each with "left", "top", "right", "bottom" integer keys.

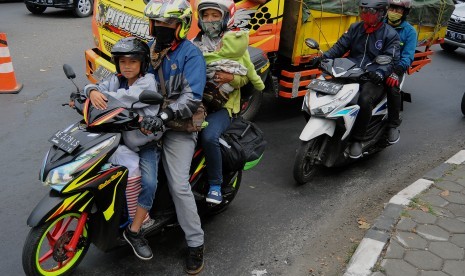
[
  {"left": 360, "top": 7, "right": 379, "bottom": 15},
  {"left": 154, "top": 17, "right": 180, "bottom": 25}
]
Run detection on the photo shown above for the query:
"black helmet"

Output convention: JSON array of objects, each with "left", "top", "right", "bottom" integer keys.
[
  {"left": 111, "top": 37, "right": 150, "bottom": 75},
  {"left": 360, "top": 0, "right": 388, "bottom": 9}
]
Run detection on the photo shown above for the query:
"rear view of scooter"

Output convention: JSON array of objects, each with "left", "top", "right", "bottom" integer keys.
[{"left": 293, "top": 39, "right": 402, "bottom": 184}]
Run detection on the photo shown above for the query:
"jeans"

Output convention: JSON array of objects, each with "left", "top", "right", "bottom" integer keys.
[
  {"left": 137, "top": 145, "right": 161, "bottom": 210},
  {"left": 200, "top": 108, "right": 232, "bottom": 186},
  {"left": 352, "top": 81, "right": 386, "bottom": 140}
]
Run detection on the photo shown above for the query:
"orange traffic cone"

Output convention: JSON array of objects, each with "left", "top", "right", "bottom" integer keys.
[{"left": 0, "top": 33, "right": 23, "bottom": 94}]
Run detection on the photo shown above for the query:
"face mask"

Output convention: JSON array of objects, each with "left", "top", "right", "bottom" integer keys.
[
  {"left": 153, "top": 26, "right": 176, "bottom": 51},
  {"left": 360, "top": 11, "right": 381, "bottom": 26},
  {"left": 387, "top": 11, "right": 403, "bottom": 26},
  {"left": 201, "top": 20, "right": 223, "bottom": 38}
]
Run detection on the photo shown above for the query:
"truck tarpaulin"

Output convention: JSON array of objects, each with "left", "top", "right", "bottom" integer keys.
[{"left": 303, "top": 0, "right": 455, "bottom": 27}]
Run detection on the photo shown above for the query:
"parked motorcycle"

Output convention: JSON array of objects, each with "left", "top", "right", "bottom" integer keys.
[
  {"left": 293, "top": 39, "right": 407, "bottom": 184},
  {"left": 21, "top": 65, "right": 242, "bottom": 275}
]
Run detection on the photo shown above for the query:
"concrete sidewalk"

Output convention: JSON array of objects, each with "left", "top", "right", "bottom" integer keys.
[{"left": 344, "top": 150, "right": 465, "bottom": 276}]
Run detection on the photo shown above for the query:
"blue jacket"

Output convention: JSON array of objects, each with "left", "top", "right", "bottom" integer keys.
[
  {"left": 323, "top": 21, "right": 400, "bottom": 78},
  {"left": 391, "top": 20, "right": 417, "bottom": 72},
  {"left": 148, "top": 39, "right": 206, "bottom": 119}
]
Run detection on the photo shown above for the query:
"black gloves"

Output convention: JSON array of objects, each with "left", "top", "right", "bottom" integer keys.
[
  {"left": 141, "top": 116, "right": 164, "bottom": 132},
  {"left": 367, "top": 70, "right": 385, "bottom": 85}
]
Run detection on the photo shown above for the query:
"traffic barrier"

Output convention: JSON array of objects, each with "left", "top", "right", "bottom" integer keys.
[{"left": 0, "top": 33, "right": 23, "bottom": 94}]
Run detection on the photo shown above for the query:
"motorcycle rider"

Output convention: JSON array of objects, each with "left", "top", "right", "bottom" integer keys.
[
  {"left": 142, "top": 0, "right": 207, "bottom": 274},
  {"left": 81, "top": 37, "right": 162, "bottom": 261},
  {"left": 317, "top": 0, "right": 400, "bottom": 158},
  {"left": 192, "top": 0, "right": 265, "bottom": 205},
  {"left": 385, "top": 0, "right": 417, "bottom": 144}
]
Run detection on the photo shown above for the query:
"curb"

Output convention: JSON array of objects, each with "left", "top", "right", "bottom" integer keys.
[{"left": 343, "top": 150, "right": 465, "bottom": 276}]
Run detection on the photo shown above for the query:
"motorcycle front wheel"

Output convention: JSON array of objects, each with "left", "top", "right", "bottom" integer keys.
[
  {"left": 22, "top": 212, "right": 90, "bottom": 276},
  {"left": 293, "top": 137, "right": 324, "bottom": 185}
]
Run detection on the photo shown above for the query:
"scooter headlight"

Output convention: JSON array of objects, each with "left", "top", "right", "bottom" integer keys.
[
  {"left": 44, "top": 136, "right": 116, "bottom": 191},
  {"left": 310, "top": 90, "right": 353, "bottom": 116}
]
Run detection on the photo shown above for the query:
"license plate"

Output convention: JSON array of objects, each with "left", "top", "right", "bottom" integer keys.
[
  {"left": 307, "top": 79, "right": 342, "bottom": 95},
  {"left": 446, "top": 30, "right": 463, "bottom": 41},
  {"left": 49, "top": 130, "right": 80, "bottom": 153},
  {"left": 92, "top": 66, "right": 113, "bottom": 82}
]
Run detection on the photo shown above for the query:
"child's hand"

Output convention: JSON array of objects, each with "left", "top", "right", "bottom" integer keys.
[
  {"left": 68, "top": 100, "right": 75, "bottom": 108},
  {"left": 89, "top": 90, "right": 108, "bottom": 110}
]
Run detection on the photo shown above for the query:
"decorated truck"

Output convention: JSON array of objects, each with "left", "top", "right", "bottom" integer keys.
[{"left": 84, "top": 0, "right": 455, "bottom": 118}]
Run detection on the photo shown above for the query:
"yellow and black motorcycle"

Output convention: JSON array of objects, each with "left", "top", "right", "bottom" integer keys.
[{"left": 21, "top": 65, "right": 242, "bottom": 276}]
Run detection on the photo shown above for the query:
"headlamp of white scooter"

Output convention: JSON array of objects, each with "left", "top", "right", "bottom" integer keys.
[
  {"left": 44, "top": 136, "right": 116, "bottom": 191},
  {"left": 310, "top": 90, "right": 353, "bottom": 116}
]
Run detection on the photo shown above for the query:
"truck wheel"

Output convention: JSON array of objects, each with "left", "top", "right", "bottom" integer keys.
[
  {"left": 73, "top": 0, "right": 93, "bottom": 17},
  {"left": 240, "top": 88, "right": 263, "bottom": 121},
  {"left": 461, "top": 92, "right": 465, "bottom": 116},
  {"left": 25, "top": 3, "right": 47, "bottom": 14},
  {"left": 440, "top": 43, "right": 458, "bottom": 52}
]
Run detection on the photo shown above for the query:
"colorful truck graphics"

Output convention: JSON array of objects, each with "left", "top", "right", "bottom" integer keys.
[{"left": 85, "top": 0, "right": 452, "bottom": 98}]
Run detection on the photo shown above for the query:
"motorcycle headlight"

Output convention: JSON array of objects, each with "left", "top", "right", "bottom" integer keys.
[
  {"left": 310, "top": 90, "right": 353, "bottom": 116},
  {"left": 44, "top": 136, "right": 116, "bottom": 191}
]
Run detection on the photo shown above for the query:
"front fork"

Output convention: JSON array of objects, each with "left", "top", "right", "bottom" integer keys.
[{"left": 64, "top": 212, "right": 88, "bottom": 253}]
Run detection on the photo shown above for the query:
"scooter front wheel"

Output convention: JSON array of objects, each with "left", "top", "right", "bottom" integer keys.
[
  {"left": 22, "top": 212, "right": 90, "bottom": 276},
  {"left": 293, "top": 138, "right": 324, "bottom": 185}
]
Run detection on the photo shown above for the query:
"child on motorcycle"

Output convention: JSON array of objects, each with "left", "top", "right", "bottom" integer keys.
[
  {"left": 192, "top": 0, "right": 265, "bottom": 205},
  {"left": 82, "top": 37, "right": 163, "bottom": 261},
  {"left": 384, "top": 0, "right": 417, "bottom": 144}
]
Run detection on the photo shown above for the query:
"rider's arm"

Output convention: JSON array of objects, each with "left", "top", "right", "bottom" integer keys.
[
  {"left": 229, "top": 74, "right": 249, "bottom": 89},
  {"left": 105, "top": 73, "right": 157, "bottom": 109},
  {"left": 377, "top": 31, "right": 401, "bottom": 78},
  {"left": 164, "top": 44, "right": 206, "bottom": 120},
  {"left": 398, "top": 24, "right": 417, "bottom": 73}
]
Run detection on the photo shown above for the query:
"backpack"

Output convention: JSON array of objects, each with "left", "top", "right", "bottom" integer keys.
[{"left": 219, "top": 117, "right": 267, "bottom": 172}]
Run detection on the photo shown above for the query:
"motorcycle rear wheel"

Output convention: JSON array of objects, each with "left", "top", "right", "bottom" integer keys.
[
  {"left": 22, "top": 212, "right": 90, "bottom": 276},
  {"left": 293, "top": 138, "right": 323, "bottom": 185},
  {"left": 209, "top": 170, "right": 242, "bottom": 215}
]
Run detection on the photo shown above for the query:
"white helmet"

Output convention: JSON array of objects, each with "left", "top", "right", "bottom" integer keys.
[{"left": 197, "top": 0, "right": 236, "bottom": 32}]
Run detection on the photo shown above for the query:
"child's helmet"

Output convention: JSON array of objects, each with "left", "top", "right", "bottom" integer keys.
[
  {"left": 111, "top": 37, "right": 150, "bottom": 75},
  {"left": 197, "top": 0, "right": 236, "bottom": 33},
  {"left": 144, "top": 0, "right": 192, "bottom": 40}
]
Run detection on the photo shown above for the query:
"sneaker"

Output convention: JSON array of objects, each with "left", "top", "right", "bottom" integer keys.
[
  {"left": 206, "top": 185, "right": 222, "bottom": 205},
  {"left": 387, "top": 127, "right": 400, "bottom": 144},
  {"left": 186, "top": 245, "right": 204, "bottom": 275},
  {"left": 349, "top": 141, "right": 362, "bottom": 159},
  {"left": 123, "top": 226, "right": 153, "bottom": 260}
]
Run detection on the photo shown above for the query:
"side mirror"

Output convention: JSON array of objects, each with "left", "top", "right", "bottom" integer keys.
[
  {"left": 139, "top": 90, "right": 164, "bottom": 105},
  {"left": 63, "top": 64, "right": 76, "bottom": 79},
  {"left": 375, "top": 55, "right": 393, "bottom": 65},
  {"left": 305, "top": 38, "right": 320, "bottom": 50}
]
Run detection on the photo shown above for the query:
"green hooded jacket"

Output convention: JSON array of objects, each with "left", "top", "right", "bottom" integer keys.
[{"left": 203, "top": 30, "right": 265, "bottom": 116}]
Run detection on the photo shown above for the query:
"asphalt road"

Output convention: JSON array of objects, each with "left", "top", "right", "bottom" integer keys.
[{"left": 1, "top": 3, "right": 465, "bottom": 275}]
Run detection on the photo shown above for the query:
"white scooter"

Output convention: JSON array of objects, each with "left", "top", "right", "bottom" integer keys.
[{"left": 293, "top": 38, "right": 407, "bottom": 184}]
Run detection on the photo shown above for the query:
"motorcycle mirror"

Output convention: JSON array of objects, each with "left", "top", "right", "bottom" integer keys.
[
  {"left": 63, "top": 64, "right": 76, "bottom": 79},
  {"left": 139, "top": 90, "right": 164, "bottom": 105},
  {"left": 305, "top": 38, "right": 320, "bottom": 50},
  {"left": 375, "top": 55, "right": 393, "bottom": 65}
]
